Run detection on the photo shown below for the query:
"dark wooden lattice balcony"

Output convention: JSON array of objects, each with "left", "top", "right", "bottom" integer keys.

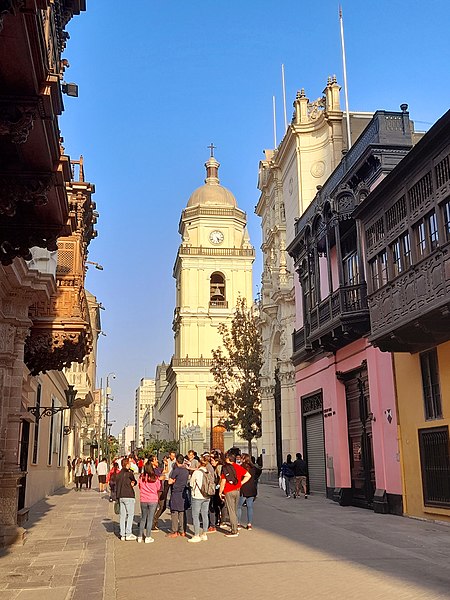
[{"left": 292, "top": 283, "right": 370, "bottom": 364}]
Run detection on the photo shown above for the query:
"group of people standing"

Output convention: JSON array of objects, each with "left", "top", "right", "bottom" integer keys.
[
  {"left": 280, "top": 453, "right": 308, "bottom": 499},
  {"left": 114, "top": 448, "right": 262, "bottom": 543}
]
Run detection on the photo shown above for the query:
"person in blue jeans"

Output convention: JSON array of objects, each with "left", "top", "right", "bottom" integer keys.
[
  {"left": 115, "top": 457, "right": 137, "bottom": 541},
  {"left": 237, "top": 454, "right": 262, "bottom": 530},
  {"left": 280, "top": 454, "right": 295, "bottom": 498},
  {"left": 188, "top": 456, "right": 211, "bottom": 542}
]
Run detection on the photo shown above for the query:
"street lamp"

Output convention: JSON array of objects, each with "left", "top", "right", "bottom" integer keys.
[
  {"left": 105, "top": 372, "right": 116, "bottom": 464},
  {"left": 177, "top": 414, "right": 183, "bottom": 452},
  {"left": 29, "top": 385, "right": 77, "bottom": 421},
  {"left": 207, "top": 397, "right": 214, "bottom": 450}
]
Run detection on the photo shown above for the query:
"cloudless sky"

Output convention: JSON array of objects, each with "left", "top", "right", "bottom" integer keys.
[{"left": 60, "top": 0, "right": 450, "bottom": 435}]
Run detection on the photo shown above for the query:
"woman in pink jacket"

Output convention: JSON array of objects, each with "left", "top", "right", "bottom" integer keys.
[{"left": 137, "top": 462, "right": 161, "bottom": 543}]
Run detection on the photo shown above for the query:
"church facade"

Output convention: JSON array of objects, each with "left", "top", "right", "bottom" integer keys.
[{"left": 155, "top": 153, "right": 255, "bottom": 453}]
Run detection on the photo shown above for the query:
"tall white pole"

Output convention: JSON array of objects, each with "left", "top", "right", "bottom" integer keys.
[
  {"left": 281, "top": 64, "right": 288, "bottom": 131},
  {"left": 272, "top": 95, "right": 277, "bottom": 148},
  {"left": 339, "top": 5, "right": 352, "bottom": 150}
]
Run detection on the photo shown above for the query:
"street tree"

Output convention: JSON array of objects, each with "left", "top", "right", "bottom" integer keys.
[{"left": 211, "top": 296, "right": 262, "bottom": 454}]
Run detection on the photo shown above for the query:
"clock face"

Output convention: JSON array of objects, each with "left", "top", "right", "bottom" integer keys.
[{"left": 209, "top": 230, "right": 224, "bottom": 245}]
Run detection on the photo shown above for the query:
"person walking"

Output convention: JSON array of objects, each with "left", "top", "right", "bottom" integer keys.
[
  {"left": 292, "top": 452, "right": 308, "bottom": 499},
  {"left": 188, "top": 456, "right": 212, "bottom": 543},
  {"left": 166, "top": 454, "right": 189, "bottom": 538},
  {"left": 219, "top": 451, "right": 251, "bottom": 537},
  {"left": 281, "top": 454, "right": 295, "bottom": 498},
  {"left": 67, "top": 456, "right": 73, "bottom": 483},
  {"left": 74, "top": 458, "right": 83, "bottom": 491},
  {"left": 97, "top": 458, "right": 108, "bottom": 493},
  {"left": 116, "top": 457, "right": 137, "bottom": 541},
  {"left": 86, "top": 457, "right": 95, "bottom": 490},
  {"left": 237, "top": 454, "right": 262, "bottom": 530},
  {"left": 137, "top": 462, "right": 161, "bottom": 543},
  {"left": 152, "top": 455, "right": 169, "bottom": 530},
  {"left": 108, "top": 461, "right": 120, "bottom": 502}
]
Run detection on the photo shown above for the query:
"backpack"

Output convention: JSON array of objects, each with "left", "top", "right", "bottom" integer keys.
[
  {"left": 199, "top": 469, "right": 216, "bottom": 497},
  {"left": 221, "top": 463, "right": 238, "bottom": 485}
]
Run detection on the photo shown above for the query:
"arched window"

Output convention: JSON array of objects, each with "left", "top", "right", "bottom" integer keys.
[{"left": 210, "top": 272, "right": 227, "bottom": 308}]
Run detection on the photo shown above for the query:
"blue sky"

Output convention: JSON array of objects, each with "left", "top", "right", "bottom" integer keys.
[{"left": 60, "top": 0, "right": 450, "bottom": 435}]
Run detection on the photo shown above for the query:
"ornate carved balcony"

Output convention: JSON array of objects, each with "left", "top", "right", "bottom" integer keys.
[
  {"left": 368, "top": 245, "right": 450, "bottom": 353},
  {"left": 0, "top": 1, "right": 86, "bottom": 264},
  {"left": 292, "top": 283, "right": 370, "bottom": 364},
  {"left": 24, "top": 158, "right": 96, "bottom": 375}
]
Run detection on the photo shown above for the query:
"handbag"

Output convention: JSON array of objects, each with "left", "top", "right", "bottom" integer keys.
[{"left": 114, "top": 500, "right": 120, "bottom": 515}]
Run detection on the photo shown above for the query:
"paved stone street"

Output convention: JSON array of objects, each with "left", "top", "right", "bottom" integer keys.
[{"left": 1, "top": 482, "right": 450, "bottom": 600}]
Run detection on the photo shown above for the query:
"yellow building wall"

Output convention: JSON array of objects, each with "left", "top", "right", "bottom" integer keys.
[{"left": 395, "top": 342, "right": 450, "bottom": 522}]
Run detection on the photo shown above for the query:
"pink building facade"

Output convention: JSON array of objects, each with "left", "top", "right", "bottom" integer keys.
[{"left": 287, "top": 109, "right": 415, "bottom": 514}]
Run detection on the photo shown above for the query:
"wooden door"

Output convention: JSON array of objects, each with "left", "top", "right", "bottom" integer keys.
[{"left": 344, "top": 368, "right": 375, "bottom": 508}]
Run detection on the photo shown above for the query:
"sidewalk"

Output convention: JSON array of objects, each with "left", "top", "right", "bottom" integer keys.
[
  {"left": 0, "top": 484, "right": 114, "bottom": 600},
  {"left": 1, "top": 483, "right": 450, "bottom": 600}
]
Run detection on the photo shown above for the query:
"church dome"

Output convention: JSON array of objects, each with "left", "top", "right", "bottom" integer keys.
[{"left": 187, "top": 155, "right": 237, "bottom": 208}]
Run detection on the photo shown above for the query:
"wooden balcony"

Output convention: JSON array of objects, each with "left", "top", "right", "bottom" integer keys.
[
  {"left": 292, "top": 283, "right": 370, "bottom": 364},
  {"left": 0, "top": 2, "right": 86, "bottom": 263},
  {"left": 368, "top": 244, "right": 450, "bottom": 353}
]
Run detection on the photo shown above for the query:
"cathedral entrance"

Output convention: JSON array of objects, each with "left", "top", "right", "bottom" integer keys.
[
  {"left": 338, "top": 363, "right": 375, "bottom": 508},
  {"left": 274, "top": 368, "right": 283, "bottom": 471}
]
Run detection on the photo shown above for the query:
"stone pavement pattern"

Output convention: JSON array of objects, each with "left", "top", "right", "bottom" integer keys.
[{"left": 1, "top": 482, "right": 450, "bottom": 600}]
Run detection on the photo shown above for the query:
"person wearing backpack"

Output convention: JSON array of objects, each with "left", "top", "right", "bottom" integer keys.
[
  {"left": 187, "top": 455, "right": 214, "bottom": 543},
  {"left": 219, "top": 451, "right": 251, "bottom": 537}
]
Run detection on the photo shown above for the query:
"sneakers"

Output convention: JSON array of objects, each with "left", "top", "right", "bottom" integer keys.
[
  {"left": 293, "top": 493, "right": 296, "bottom": 499},
  {"left": 125, "top": 534, "right": 137, "bottom": 541},
  {"left": 144, "top": 537, "right": 154, "bottom": 544},
  {"left": 137, "top": 537, "right": 143, "bottom": 543},
  {"left": 201, "top": 533, "right": 208, "bottom": 541},
  {"left": 166, "top": 532, "right": 178, "bottom": 538},
  {"left": 225, "top": 532, "right": 239, "bottom": 538},
  {"left": 188, "top": 535, "right": 202, "bottom": 543},
  {"left": 179, "top": 532, "right": 187, "bottom": 537},
  {"left": 247, "top": 524, "right": 253, "bottom": 530},
  {"left": 286, "top": 495, "right": 291, "bottom": 498},
  {"left": 304, "top": 494, "right": 308, "bottom": 499},
  {"left": 207, "top": 526, "right": 216, "bottom": 533},
  {"left": 237, "top": 524, "right": 242, "bottom": 530}
]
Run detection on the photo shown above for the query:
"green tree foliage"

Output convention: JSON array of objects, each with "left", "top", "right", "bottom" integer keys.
[
  {"left": 138, "top": 438, "right": 178, "bottom": 459},
  {"left": 211, "top": 297, "right": 262, "bottom": 454}
]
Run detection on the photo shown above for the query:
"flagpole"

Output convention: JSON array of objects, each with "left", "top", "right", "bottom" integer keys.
[
  {"left": 339, "top": 5, "right": 352, "bottom": 149},
  {"left": 281, "top": 64, "right": 288, "bottom": 131},
  {"left": 272, "top": 95, "right": 277, "bottom": 148}
]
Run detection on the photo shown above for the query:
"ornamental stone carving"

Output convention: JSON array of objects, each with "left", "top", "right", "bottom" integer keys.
[
  {"left": 0, "top": 175, "right": 52, "bottom": 217},
  {"left": 0, "top": 105, "right": 36, "bottom": 144},
  {"left": 24, "top": 329, "right": 89, "bottom": 376}
]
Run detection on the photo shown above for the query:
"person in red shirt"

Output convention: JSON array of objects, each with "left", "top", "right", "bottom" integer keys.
[{"left": 219, "top": 451, "right": 251, "bottom": 537}]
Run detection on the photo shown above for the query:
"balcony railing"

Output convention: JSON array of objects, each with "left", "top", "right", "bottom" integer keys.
[
  {"left": 179, "top": 246, "right": 255, "bottom": 257},
  {"left": 292, "top": 283, "right": 369, "bottom": 359},
  {"left": 171, "top": 357, "right": 214, "bottom": 368},
  {"left": 209, "top": 300, "right": 228, "bottom": 308}
]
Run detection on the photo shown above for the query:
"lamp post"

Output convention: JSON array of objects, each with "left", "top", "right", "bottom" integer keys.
[
  {"left": 177, "top": 414, "right": 183, "bottom": 452},
  {"left": 207, "top": 398, "right": 214, "bottom": 450},
  {"left": 105, "top": 372, "right": 116, "bottom": 465}
]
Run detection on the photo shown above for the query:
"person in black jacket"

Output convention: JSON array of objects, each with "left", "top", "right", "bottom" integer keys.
[
  {"left": 291, "top": 453, "right": 308, "bottom": 499},
  {"left": 116, "top": 457, "right": 137, "bottom": 540},
  {"left": 280, "top": 454, "right": 295, "bottom": 498},
  {"left": 237, "top": 454, "right": 262, "bottom": 530}
]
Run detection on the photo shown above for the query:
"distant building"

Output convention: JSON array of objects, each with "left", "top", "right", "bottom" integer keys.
[
  {"left": 134, "top": 378, "right": 155, "bottom": 447},
  {"left": 119, "top": 425, "right": 135, "bottom": 456}
]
